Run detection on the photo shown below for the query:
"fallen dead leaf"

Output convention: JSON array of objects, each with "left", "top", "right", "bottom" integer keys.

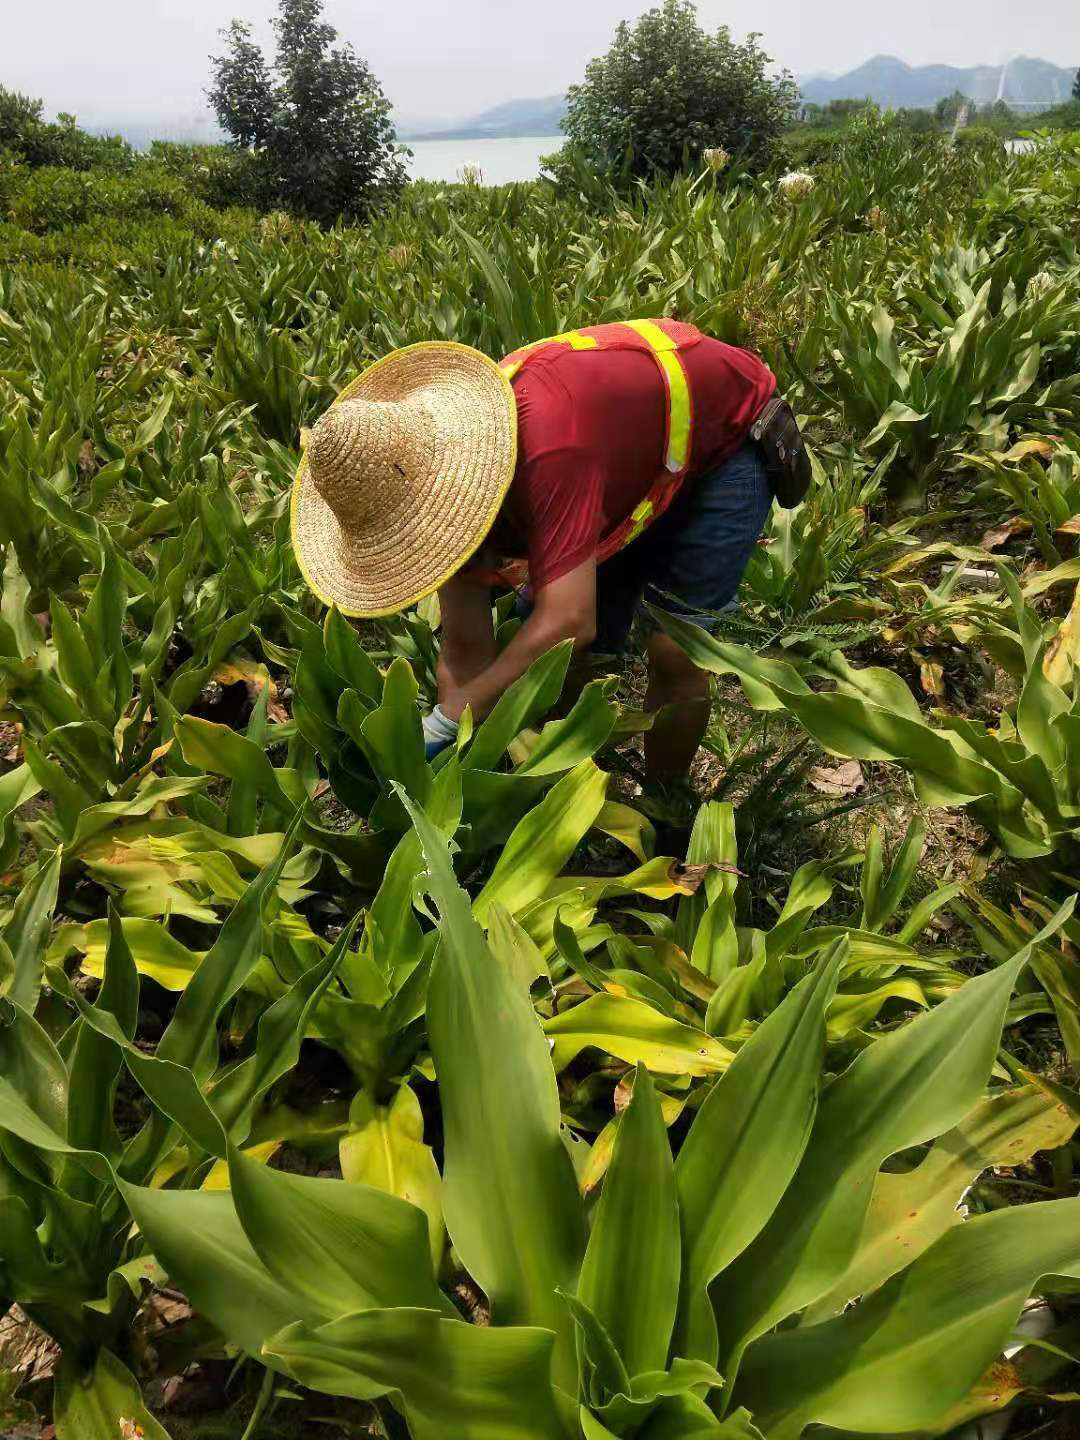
[
  {"left": 212, "top": 659, "right": 288, "bottom": 723},
  {"left": 808, "top": 760, "right": 865, "bottom": 797},
  {"left": 0, "top": 1307, "right": 59, "bottom": 1384},
  {"left": 1056, "top": 514, "right": 1080, "bottom": 535},
  {"left": 672, "top": 860, "right": 744, "bottom": 892},
  {"left": 980, "top": 516, "right": 1032, "bottom": 551},
  {"left": 919, "top": 658, "right": 946, "bottom": 700},
  {"left": 78, "top": 439, "right": 98, "bottom": 476}
]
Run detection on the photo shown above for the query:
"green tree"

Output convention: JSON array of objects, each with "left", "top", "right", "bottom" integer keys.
[
  {"left": 0, "top": 86, "right": 132, "bottom": 172},
  {"left": 934, "top": 90, "right": 973, "bottom": 128},
  {"left": 1073, "top": 67, "right": 1080, "bottom": 101},
  {"left": 208, "top": 0, "right": 407, "bottom": 224},
  {"left": 561, "top": 0, "right": 798, "bottom": 178}
]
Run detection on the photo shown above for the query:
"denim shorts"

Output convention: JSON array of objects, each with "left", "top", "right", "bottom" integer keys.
[{"left": 591, "top": 441, "right": 773, "bottom": 655}]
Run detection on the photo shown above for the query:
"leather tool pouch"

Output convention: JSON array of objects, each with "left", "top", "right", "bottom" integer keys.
[{"left": 750, "top": 394, "right": 811, "bottom": 509}]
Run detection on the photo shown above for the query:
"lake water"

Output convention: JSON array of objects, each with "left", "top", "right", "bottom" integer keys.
[{"left": 405, "top": 136, "right": 564, "bottom": 185}]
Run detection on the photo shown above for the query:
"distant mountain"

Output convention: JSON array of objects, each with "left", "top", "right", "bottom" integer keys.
[
  {"left": 400, "top": 95, "right": 567, "bottom": 142},
  {"left": 800, "top": 55, "right": 1077, "bottom": 111}
]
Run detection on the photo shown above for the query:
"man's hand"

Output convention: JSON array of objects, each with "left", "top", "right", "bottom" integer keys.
[
  {"left": 437, "top": 558, "right": 597, "bottom": 723},
  {"left": 422, "top": 704, "right": 459, "bottom": 760}
]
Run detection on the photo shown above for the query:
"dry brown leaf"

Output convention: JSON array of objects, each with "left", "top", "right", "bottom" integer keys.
[
  {"left": 919, "top": 658, "right": 946, "bottom": 700},
  {"left": 1056, "top": 514, "right": 1080, "bottom": 535},
  {"left": 1044, "top": 581, "right": 1080, "bottom": 687},
  {"left": 77, "top": 439, "right": 98, "bottom": 476},
  {"left": 0, "top": 1307, "right": 59, "bottom": 1383},
  {"left": 212, "top": 659, "right": 288, "bottom": 723},
  {"left": 980, "top": 516, "right": 1032, "bottom": 551},
  {"left": 1003, "top": 438, "right": 1055, "bottom": 463},
  {"left": 672, "top": 860, "right": 743, "bottom": 893},
  {"left": 808, "top": 760, "right": 864, "bottom": 797}
]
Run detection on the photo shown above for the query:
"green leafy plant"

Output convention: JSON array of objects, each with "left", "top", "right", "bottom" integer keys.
[
  {"left": 119, "top": 797, "right": 1080, "bottom": 1439},
  {"left": 652, "top": 566, "right": 1080, "bottom": 873},
  {"left": 0, "top": 826, "right": 350, "bottom": 1434}
]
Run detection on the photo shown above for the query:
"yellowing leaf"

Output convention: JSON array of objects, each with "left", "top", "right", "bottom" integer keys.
[
  {"left": 544, "top": 993, "right": 731, "bottom": 1075},
  {"left": 339, "top": 1087, "right": 445, "bottom": 1269},
  {"left": 1043, "top": 581, "right": 1080, "bottom": 687},
  {"left": 201, "top": 1140, "right": 282, "bottom": 1190}
]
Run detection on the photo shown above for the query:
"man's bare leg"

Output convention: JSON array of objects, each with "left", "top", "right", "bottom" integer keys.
[{"left": 643, "top": 630, "right": 711, "bottom": 781}]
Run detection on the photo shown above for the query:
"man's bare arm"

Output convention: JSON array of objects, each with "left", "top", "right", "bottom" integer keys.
[
  {"left": 438, "top": 558, "right": 597, "bottom": 722},
  {"left": 437, "top": 571, "right": 498, "bottom": 701}
]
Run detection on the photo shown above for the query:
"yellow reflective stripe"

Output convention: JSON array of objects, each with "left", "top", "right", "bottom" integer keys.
[
  {"left": 657, "top": 350, "right": 691, "bottom": 472},
  {"left": 499, "top": 330, "right": 598, "bottom": 379},
  {"left": 621, "top": 321, "right": 691, "bottom": 473},
  {"left": 621, "top": 318, "right": 678, "bottom": 352},
  {"left": 625, "top": 498, "right": 654, "bottom": 544},
  {"left": 559, "top": 331, "right": 599, "bottom": 349}
]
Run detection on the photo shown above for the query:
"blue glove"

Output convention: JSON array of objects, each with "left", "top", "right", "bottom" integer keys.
[{"left": 423, "top": 704, "right": 459, "bottom": 761}]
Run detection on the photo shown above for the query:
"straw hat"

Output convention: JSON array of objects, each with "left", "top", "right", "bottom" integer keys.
[{"left": 291, "top": 342, "right": 517, "bottom": 617}]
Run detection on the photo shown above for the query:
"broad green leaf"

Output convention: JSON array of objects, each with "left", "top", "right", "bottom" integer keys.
[
  {"left": 354, "top": 657, "right": 429, "bottom": 802},
  {"left": 227, "top": 679, "right": 269, "bottom": 836},
  {"left": 676, "top": 802, "right": 738, "bottom": 954},
  {"left": 488, "top": 902, "right": 549, "bottom": 990},
  {"left": 0, "top": 763, "right": 40, "bottom": 871},
  {"left": 119, "top": 1182, "right": 320, "bottom": 1363},
  {"left": 50, "top": 597, "right": 112, "bottom": 727},
  {"left": 53, "top": 1349, "right": 170, "bottom": 1440},
  {"left": 324, "top": 605, "right": 383, "bottom": 704},
  {"left": 578, "top": 1066, "right": 679, "bottom": 1379},
  {"left": 404, "top": 790, "right": 587, "bottom": 1393},
  {"left": 675, "top": 946, "right": 842, "bottom": 1363},
  {"left": 806, "top": 1084, "right": 1079, "bottom": 1321},
  {"left": 464, "top": 640, "right": 573, "bottom": 772},
  {"left": 156, "top": 818, "right": 299, "bottom": 1077},
  {"left": 228, "top": 1140, "right": 445, "bottom": 1319},
  {"left": 266, "top": 1307, "right": 565, "bottom": 1440},
  {"left": 514, "top": 681, "right": 619, "bottom": 777},
  {"left": 563, "top": 1289, "right": 632, "bottom": 1405},
  {"left": 472, "top": 760, "right": 609, "bottom": 922},
  {"left": 210, "top": 925, "right": 355, "bottom": 1143},
  {"left": 0, "top": 994, "right": 68, "bottom": 1135},
  {"left": 0, "top": 1066, "right": 109, "bottom": 1183},
  {"left": 175, "top": 714, "right": 302, "bottom": 815},
  {"left": 2, "top": 846, "right": 60, "bottom": 1010},
  {"left": 736, "top": 1198, "right": 1080, "bottom": 1438},
  {"left": 339, "top": 1085, "right": 445, "bottom": 1269},
  {"left": 545, "top": 993, "right": 731, "bottom": 1076},
  {"left": 712, "top": 902, "right": 1074, "bottom": 1384},
  {"left": 593, "top": 802, "right": 656, "bottom": 863},
  {"left": 63, "top": 906, "right": 139, "bottom": 1190},
  {"left": 860, "top": 815, "right": 925, "bottom": 931},
  {"left": 640, "top": 1395, "right": 765, "bottom": 1438}
]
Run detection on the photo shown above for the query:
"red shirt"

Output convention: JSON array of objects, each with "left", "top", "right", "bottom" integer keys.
[{"left": 493, "top": 338, "right": 774, "bottom": 588}]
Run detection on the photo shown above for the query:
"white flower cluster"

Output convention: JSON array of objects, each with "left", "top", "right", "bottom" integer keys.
[
  {"left": 1026, "top": 270, "right": 1056, "bottom": 302},
  {"left": 703, "top": 147, "right": 730, "bottom": 173},
  {"left": 458, "top": 163, "right": 484, "bottom": 187},
  {"left": 778, "top": 171, "right": 815, "bottom": 201}
]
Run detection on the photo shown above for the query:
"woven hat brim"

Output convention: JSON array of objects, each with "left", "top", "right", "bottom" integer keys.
[{"left": 291, "top": 342, "right": 517, "bottom": 618}]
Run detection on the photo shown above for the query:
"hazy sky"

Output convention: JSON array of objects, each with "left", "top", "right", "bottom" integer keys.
[{"left": 4, "top": 0, "right": 1079, "bottom": 125}]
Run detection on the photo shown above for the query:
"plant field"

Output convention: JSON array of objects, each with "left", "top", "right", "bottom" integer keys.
[{"left": 1, "top": 122, "right": 1080, "bottom": 1439}]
